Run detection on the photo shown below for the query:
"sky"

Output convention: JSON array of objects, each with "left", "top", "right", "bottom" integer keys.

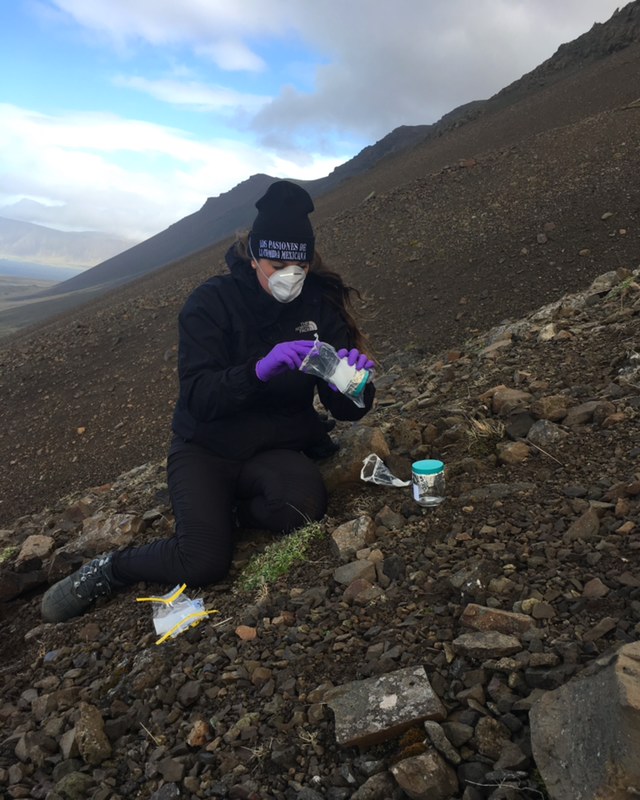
[{"left": 0, "top": 0, "right": 626, "bottom": 243}]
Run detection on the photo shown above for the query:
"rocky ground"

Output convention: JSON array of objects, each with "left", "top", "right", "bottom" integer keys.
[
  {"left": 2, "top": 28, "right": 640, "bottom": 799},
  {"left": 1, "top": 267, "right": 639, "bottom": 799}
]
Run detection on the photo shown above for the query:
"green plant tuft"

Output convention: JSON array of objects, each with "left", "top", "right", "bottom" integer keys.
[
  {"left": 238, "top": 521, "right": 325, "bottom": 591},
  {"left": 0, "top": 545, "right": 18, "bottom": 564}
]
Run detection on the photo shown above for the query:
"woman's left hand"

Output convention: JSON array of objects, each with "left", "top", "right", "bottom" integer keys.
[{"left": 337, "top": 347, "right": 375, "bottom": 371}]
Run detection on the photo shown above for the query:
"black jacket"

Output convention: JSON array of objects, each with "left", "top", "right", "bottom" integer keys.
[{"left": 171, "top": 245, "right": 375, "bottom": 460}]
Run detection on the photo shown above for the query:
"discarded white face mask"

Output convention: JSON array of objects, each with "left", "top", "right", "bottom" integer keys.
[
  {"left": 267, "top": 265, "right": 306, "bottom": 303},
  {"left": 360, "top": 453, "right": 411, "bottom": 488}
]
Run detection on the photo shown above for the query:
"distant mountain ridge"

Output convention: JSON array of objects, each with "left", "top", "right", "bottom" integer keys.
[{"left": 0, "top": 216, "right": 136, "bottom": 271}]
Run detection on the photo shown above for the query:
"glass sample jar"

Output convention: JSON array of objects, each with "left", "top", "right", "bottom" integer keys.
[{"left": 412, "top": 459, "right": 445, "bottom": 506}]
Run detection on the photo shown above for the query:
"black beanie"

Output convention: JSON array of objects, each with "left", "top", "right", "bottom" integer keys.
[{"left": 249, "top": 180, "right": 315, "bottom": 263}]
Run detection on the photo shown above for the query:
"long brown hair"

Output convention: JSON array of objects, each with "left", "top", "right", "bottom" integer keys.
[{"left": 236, "top": 235, "right": 369, "bottom": 353}]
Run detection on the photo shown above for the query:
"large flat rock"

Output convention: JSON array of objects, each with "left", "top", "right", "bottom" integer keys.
[{"left": 325, "top": 665, "right": 446, "bottom": 748}]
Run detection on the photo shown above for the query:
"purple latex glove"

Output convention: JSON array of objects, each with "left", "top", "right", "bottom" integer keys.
[
  {"left": 337, "top": 347, "right": 375, "bottom": 372},
  {"left": 256, "top": 340, "right": 315, "bottom": 382},
  {"left": 327, "top": 347, "right": 375, "bottom": 392}
]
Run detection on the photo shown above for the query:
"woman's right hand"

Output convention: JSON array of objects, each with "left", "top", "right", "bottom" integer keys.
[
  {"left": 337, "top": 347, "right": 375, "bottom": 371},
  {"left": 256, "top": 340, "right": 315, "bottom": 382}
]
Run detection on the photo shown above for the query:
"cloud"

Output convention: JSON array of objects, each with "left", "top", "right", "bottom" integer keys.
[
  {"left": 48, "top": 0, "right": 623, "bottom": 150},
  {"left": 113, "top": 75, "right": 270, "bottom": 114},
  {"left": 0, "top": 103, "right": 348, "bottom": 239},
  {"left": 48, "top": 0, "right": 617, "bottom": 128},
  {"left": 47, "top": 0, "right": 295, "bottom": 67},
  {"left": 194, "top": 40, "right": 266, "bottom": 72},
  {"left": 249, "top": 0, "right": 625, "bottom": 149}
]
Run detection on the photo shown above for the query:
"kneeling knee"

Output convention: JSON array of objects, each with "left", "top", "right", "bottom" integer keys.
[{"left": 180, "top": 555, "right": 231, "bottom": 588}]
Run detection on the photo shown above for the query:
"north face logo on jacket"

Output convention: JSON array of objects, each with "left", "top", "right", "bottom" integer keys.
[{"left": 295, "top": 320, "right": 318, "bottom": 333}]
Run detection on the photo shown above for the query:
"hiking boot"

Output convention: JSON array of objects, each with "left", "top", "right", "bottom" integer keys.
[{"left": 41, "top": 554, "right": 120, "bottom": 623}]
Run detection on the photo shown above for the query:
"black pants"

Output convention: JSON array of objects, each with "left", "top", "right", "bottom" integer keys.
[{"left": 110, "top": 439, "right": 327, "bottom": 587}]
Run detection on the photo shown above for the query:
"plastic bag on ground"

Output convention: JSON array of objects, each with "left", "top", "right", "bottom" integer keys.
[
  {"left": 360, "top": 453, "right": 411, "bottom": 488},
  {"left": 136, "top": 584, "right": 219, "bottom": 645}
]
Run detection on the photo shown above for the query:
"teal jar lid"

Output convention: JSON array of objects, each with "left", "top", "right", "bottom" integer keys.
[
  {"left": 412, "top": 459, "right": 444, "bottom": 475},
  {"left": 351, "top": 370, "right": 369, "bottom": 397}
]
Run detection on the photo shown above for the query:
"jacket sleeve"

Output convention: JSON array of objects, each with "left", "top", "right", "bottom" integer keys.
[
  {"left": 317, "top": 379, "right": 375, "bottom": 421},
  {"left": 176, "top": 286, "right": 265, "bottom": 422}
]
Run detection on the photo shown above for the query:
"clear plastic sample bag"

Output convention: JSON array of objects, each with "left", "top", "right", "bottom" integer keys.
[
  {"left": 360, "top": 453, "right": 411, "bottom": 488},
  {"left": 299, "top": 340, "right": 370, "bottom": 407},
  {"left": 136, "top": 584, "right": 219, "bottom": 645}
]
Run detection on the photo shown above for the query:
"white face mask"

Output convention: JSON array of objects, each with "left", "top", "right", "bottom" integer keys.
[
  {"left": 268, "top": 265, "right": 306, "bottom": 303},
  {"left": 255, "top": 262, "right": 306, "bottom": 303}
]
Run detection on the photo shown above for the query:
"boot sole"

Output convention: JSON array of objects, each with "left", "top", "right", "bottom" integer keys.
[{"left": 41, "top": 575, "right": 94, "bottom": 623}]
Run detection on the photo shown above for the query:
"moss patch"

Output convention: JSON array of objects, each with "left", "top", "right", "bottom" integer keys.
[{"left": 237, "top": 521, "right": 325, "bottom": 591}]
